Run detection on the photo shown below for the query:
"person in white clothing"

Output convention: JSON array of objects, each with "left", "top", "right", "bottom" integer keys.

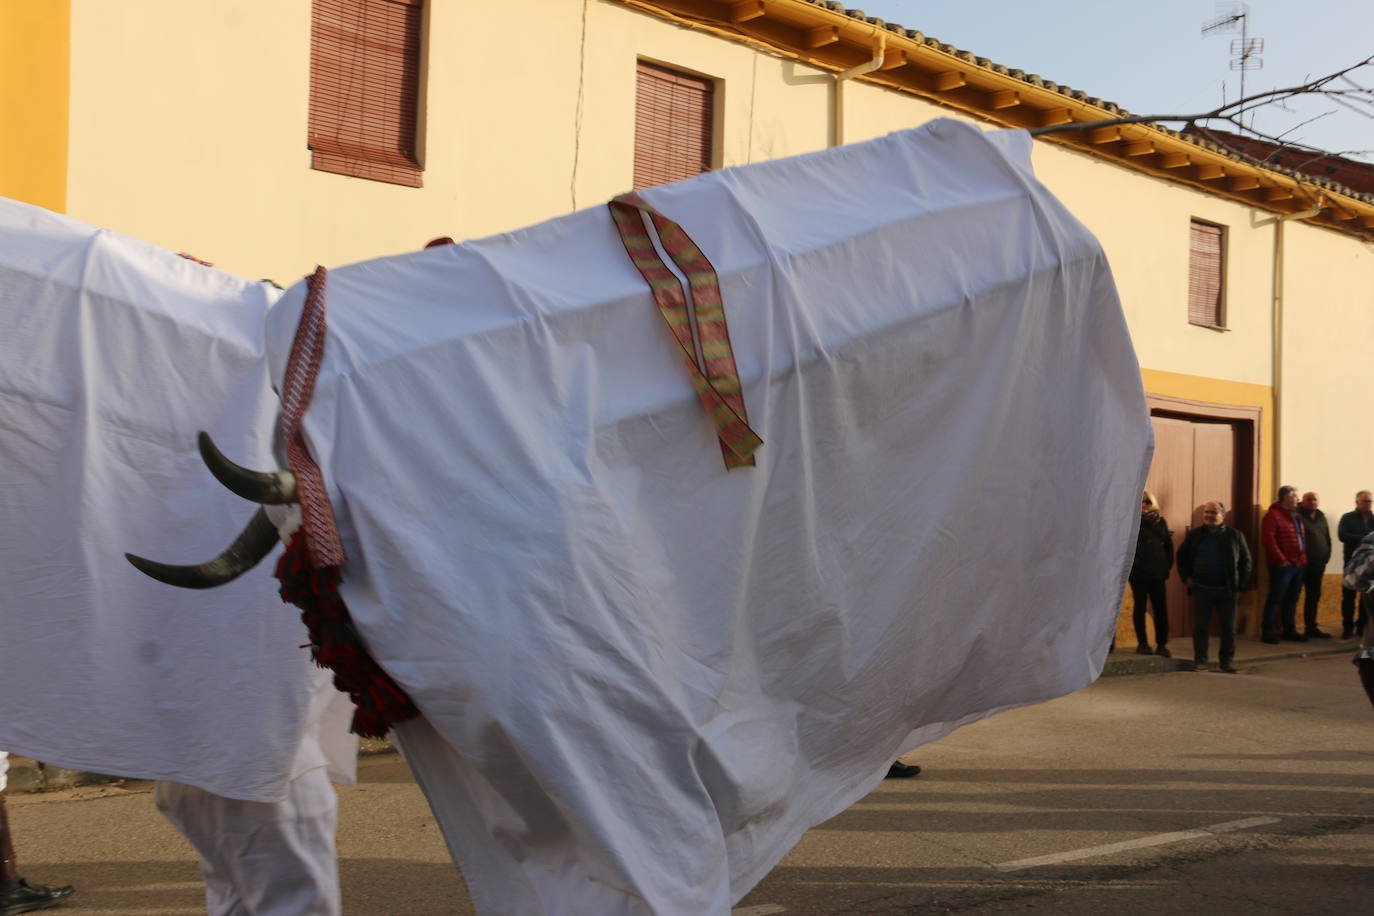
[{"left": 152, "top": 664, "right": 356, "bottom": 916}]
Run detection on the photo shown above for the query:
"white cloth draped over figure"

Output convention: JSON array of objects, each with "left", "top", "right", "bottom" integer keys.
[
  {"left": 263, "top": 120, "right": 1154, "bottom": 915},
  {"left": 0, "top": 198, "right": 356, "bottom": 915}
]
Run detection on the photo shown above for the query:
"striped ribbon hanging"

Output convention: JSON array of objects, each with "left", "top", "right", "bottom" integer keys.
[
  {"left": 607, "top": 192, "right": 762, "bottom": 470},
  {"left": 280, "top": 266, "right": 346, "bottom": 568}
]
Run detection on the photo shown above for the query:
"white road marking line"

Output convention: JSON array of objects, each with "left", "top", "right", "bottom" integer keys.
[
  {"left": 733, "top": 905, "right": 787, "bottom": 915},
  {"left": 992, "top": 815, "right": 1281, "bottom": 872}
]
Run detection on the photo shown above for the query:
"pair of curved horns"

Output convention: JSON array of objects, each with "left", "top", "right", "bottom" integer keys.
[{"left": 124, "top": 432, "right": 297, "bottom": 589}]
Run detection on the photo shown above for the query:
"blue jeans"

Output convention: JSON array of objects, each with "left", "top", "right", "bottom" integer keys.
[
  {"left": 1263, "top": 564, "right": 1305, "bottom": 637},
  {"left": 1192, "top": 585, "right": 1237, "bottom": 665}
]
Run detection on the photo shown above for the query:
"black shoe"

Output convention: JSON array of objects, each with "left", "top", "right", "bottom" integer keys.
[
  {"left": 1261, "top": 636, "right": 1280, "bottom": 645},
  {"left": 1306, "top": 629, "right": 1333, "bottom": 639},
  {"left": 1136, "top": 645, "right": 1154, "bottom": 655},
  {"left": 886, "top": 761, "right": 922, "bottom": 779},
  {"left": 1342, "top": 628, "right": 1354, "bottom": 640},
  {"left": 1219, "top": 664, "right": 1239, "bottom": 674},
  {"left": 1191, "top": 661, "right": 1209, "bottom": 671},
  {"left": 1155, "top": 646, "right": 1172, "bottom": 658},
  {"left": 0, "top": 878, "right": 75, "bottom": 915},
  {"left": 1281, "top": 632, "right": 1307, "bottom": 642}
]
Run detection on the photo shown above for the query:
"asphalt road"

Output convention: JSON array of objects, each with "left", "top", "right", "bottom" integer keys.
[{"left": 8, "top": 654, "right": 1372, "bottom": 914}]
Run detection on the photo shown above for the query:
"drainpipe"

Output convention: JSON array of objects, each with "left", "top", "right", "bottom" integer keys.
[
  {"left": 832, "top": 35, "right": 887, "bottom": 148},
  {"left": 1270, "top": 203, "right": 1323, "bottom": 491}
]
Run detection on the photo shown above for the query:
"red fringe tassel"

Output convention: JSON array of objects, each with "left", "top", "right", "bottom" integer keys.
[{"left": 275, "top": 530, "right": 420, "bottom": 738}]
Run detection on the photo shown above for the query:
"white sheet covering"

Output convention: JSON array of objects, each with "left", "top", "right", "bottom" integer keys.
[
  {"left": 0, "top": 198, "right": 355, "bottom": 802},
  {"left": 263, "top": 120, "right": 1151, "bottom": 914}
]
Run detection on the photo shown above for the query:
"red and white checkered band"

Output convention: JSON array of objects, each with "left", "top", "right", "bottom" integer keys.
[{"left": 280, "top": 266, "right": 345, "bottom": 568}]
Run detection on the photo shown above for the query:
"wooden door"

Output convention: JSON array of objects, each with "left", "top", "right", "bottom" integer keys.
[
  {"left": 1192, "top": 424, "right": 1236, "bottom": 528},
  {"left": 1145, "top": 416, "right": 1240, "bottom": 638},
  {"left": 1191, "top": 422, "right": 1238, "bottom": 634},
  {"left": 1145, "top": 417, "right": 1196, "bottom": 638}
]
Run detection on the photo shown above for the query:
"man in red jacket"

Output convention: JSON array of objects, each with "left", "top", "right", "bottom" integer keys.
[{"left": 1261, "top": 485, "right": 1308, "bottom": 644}]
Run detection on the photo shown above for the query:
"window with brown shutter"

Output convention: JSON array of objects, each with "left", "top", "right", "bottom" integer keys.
[
  {"left": 308, "top": 0, "right": 423, "bottom": 188},
  {"left": 634, "top": 63, "right": 715, "bottom": 191},
  {"left": 1188, "top": 219, "right": 1226, "bottom": 329}
]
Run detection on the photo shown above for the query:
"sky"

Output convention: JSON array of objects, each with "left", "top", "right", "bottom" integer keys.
[{"left": 849, "top": 1, "right": 1374, "bottom": 161}]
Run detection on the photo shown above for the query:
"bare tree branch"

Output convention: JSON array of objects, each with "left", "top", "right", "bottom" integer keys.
[
  {"left": 1029, "top": 54, "right": 1374, "bottom": 139},
  {"left": 1024, "top": 53, "right": 1374, "bottom": 232}
]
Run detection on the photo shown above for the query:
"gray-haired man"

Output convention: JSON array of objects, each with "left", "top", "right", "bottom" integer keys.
[{"left": 1178, "top": 501, "right": 1253, "bottom": 673}]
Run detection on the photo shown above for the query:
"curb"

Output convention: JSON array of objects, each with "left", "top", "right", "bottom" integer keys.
[
  {"left": 3, "top": 758, "right": 121, "bottom": 793},
  {"left": 1102, "top": 643, "right": 1352, "bottom": 676}
]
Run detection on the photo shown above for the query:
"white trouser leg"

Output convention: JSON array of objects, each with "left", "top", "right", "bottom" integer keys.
[{"left": 154, "top": 767, "right": 340, "bottom": 916}]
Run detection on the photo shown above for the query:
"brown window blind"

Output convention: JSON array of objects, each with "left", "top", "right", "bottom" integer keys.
[
  {"left": 308, "top": 0, "right": 423, "bottom": 187},
  {"left": 634, "top": 63, "right": 714, "bottom": 191},
  {"left": 1188, "top": 220, "right": 1225, "bottom": 328}
]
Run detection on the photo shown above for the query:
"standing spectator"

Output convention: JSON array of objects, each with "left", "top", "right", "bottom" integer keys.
[
  {"left": 1129, "top": 489, "right": 1174, "bottom": 656},
  {"left": 1337, "top": 491, "right": 1374, "bottom": 640},
  {"left": 1297, "top": 492, "right": 1334, "bottom": 639},
  {"left": 1260, "top": 485, "right": 1307, "bottom": 644},
  {"left": 1178, "top": 500, "right": 1253, "bottom": 673},
  {"left": 0, "top": 751, "right": 75, "bottom": 914}
]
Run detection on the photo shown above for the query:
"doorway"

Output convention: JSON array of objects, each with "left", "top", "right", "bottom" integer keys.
[{"left": 1143, "top": 396, "right": 1260, "bottom": 638}]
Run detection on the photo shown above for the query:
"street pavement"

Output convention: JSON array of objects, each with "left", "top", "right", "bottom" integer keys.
[{"left": 6, "top": 653, "right": 1372, "bottom": 914}]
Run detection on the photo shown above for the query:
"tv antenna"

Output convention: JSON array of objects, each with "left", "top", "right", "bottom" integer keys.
[{"left": 1202, "top": 3, "right": 1264, "bottom": 130}]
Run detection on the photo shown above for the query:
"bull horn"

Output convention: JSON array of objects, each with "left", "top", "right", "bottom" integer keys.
[
  {"left": 125, "top": 507, "right": 280, "bottom": 589},
  {"left": 198, "top": 431, "right": 297, "bottom": 504}
]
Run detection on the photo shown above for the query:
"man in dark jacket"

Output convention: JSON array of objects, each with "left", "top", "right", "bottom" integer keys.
[
  {"left": 1297, "top": 492, "right": 1334, "bottom": 639},
  {"left": 1178, "top": 500, "right": 1253, "bottom": 673},
  {"left": 1260, "top": 485, "right": 1307, "bottom": 643},
  {"left": 1337, "top": 490, "right": 1374, "bottom": 640}
]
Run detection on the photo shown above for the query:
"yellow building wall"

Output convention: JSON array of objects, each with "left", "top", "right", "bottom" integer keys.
[
  {"left": 1275, "top": 221, "right": 1374, "bottom": 630},
  {"left": 62, "top": 0, "right": 960, "bottom": 280},
  {"left": 0, "top": 0, "right": 69, "bottom": 211},
  {"left": 1281, "top": 220, "right": 1374, "bottom": 558},
  {"left": 69, "top": 0, "right": 1298, "bottom": 350},
  {"left": 1031, "top": 145, "right": 1275, "bottom": 389}
]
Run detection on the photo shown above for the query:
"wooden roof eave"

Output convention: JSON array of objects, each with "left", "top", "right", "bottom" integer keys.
[{"left": 613, "top": 0, "right": 1374, "bottom": 240}]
